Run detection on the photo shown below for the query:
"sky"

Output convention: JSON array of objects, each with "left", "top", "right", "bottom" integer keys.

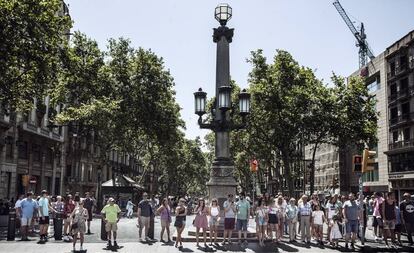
[{"left": 65, "top": 0, "right": 414, "bottom": 143}]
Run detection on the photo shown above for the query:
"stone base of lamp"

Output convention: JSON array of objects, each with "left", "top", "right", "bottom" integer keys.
[{"left": 206, "top": 158, "right": 237, "bottom": 207}]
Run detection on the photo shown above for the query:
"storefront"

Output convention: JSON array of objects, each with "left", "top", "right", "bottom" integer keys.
[{"left": 389, "top": 172, "right": 414, "bottom": 203}]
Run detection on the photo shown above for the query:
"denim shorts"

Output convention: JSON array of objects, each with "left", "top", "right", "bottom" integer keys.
[
  {"left": 346, "top": 220, "right": 358, "bottom": 234},
  {"left": 236, "top": 219, "right": 248, "bottom": 231}
]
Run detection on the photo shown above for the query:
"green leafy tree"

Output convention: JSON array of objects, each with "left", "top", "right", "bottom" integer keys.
[{"left": 0, "top": 0, "right": 71, "bottom": 112}]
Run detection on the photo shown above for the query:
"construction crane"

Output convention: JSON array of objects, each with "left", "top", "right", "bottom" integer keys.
[{"left": 333, "top": 0, "right": 375, "bottom": 68}]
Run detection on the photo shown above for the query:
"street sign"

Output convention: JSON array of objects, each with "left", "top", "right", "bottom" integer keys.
[{"left": 29, "top": 176, "right": 37, "bottom": 184}]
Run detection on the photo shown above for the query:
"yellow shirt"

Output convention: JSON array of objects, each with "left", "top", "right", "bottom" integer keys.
[{"left": 101, "top": 204, "right": 121, "bottom": 223}]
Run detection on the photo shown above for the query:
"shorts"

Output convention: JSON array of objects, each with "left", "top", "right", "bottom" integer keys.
[
  {"left": 139, "top": 216, "right": 150, "bottom": 227},
  {"left": 105, "top": 222, "right": 118, "bottom": 232},
  {"left": 373, "top": 217, "right": 383, "bottom": 227},
  {"left": 209, "top": 216, "right": 219, "bottom": 226},
  {"left": 257, "top": 217, "right": 267, "bottom": 226},
  {"left": 346, "top": 220, "right": 358, "bottom": 234},
  {"left": 224, "top": 218, "right": 235, "bottom": 230},
  {"left": 268, "top": 214, "right": 278, "bottom": 224},
  {"left": 87, "top": 209, "right": 93, "bottom": 222},
  {"left": 236, "top": 219, "right": 248, "bottom": 231},
  {"left": 395, "top": 224, "right": 401, "bottom": 232},
  {"left": 21, "top": 217, "right": 32, "bottom": 226},
  {"left": 383, "top": 220, "right": 396, "bottom": 230},
  {"left": 39, "top": 216, "right": 50, "bottom": 225},
  {"left": 174, "top": 217, "right": 185, "bottom": 228}
]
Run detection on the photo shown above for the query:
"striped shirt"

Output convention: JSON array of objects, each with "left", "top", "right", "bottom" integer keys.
[{"left": 299, "top": 202, "right": 312, "bottom": 216}]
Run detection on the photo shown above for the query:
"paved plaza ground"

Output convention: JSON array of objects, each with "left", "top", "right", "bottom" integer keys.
[{"left": 1, "top": 216, "right": 413, "bottom": 252}]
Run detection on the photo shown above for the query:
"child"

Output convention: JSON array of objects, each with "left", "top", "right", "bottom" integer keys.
[
  {"left": 329, "top": 215, "right": 342, "bottom": 248},
  {"left": 312, "top": 205, "right": 325, "bottom": 245}
]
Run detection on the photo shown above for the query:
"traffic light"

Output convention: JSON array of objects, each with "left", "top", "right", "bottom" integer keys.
[
  {"left": 362, "top": 148, "right": 376, "bottom": 172},
  {"left": 352, "top": 155, "right": 362, "bottom": 173}
]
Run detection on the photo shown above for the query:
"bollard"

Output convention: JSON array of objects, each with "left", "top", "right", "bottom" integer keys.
[
  {"left": 100, "top": 218, "right": 107, "bottom": 241},
  {"left": 148, "top": 214, "right": 154, "bottom": 240},
  {"left": 7, "top": 208, "right": 16, "bottom": 241},
  {"left": 53, "top": 213, "right": 63, "bottom": 240}
]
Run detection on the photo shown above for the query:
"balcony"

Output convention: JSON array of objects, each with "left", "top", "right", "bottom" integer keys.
[
  {"left": 389, "top": 139, "right": 414, "bottom": 151},
  {"left": 19, "top": 121, "right": 64, "bottom": 142},
  {"left": 389, "top": 112, "right": 414, "bottom": 127},
  {"left": 388, "top": 86, "right": 414, "bottom": 103},
  {"left": 387, "top": 63, "right": 412, "bottom": 82}
]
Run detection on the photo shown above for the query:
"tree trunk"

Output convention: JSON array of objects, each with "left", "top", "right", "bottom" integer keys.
[
  {"left": 281, "top": 152, "right": 294, "bottom": 196},
  {"left": 309, "top": 142, "right": 319, "bottom": 196}
]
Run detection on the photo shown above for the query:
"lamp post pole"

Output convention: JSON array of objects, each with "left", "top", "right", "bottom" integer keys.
[{"left": 194, "top": 4, "right": 250, "bottom": 204}]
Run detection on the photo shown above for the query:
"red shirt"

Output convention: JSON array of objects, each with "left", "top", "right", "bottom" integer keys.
[{"left": 64, "top": 200, "right": 75, "bottom": 217}]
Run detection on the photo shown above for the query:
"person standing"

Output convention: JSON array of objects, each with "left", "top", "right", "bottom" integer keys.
[
  {"left": 52, "top": 196, "right": 64, "bottom": 239},
  {"left": 38, "top": 190, "right": 55, "bottom": 243},
  {"left": 101, "top": 198, "right": 121, "bottom": 249},
  {"left": 156, "top": 198, "right": 172, "bottom": 243},
  {"left": 126, "top": 198, "right": 135, "bottom": 219},
  {"left": 83, "top": 192, "right": 94, "bottom": 234},
  {"left": 286, "top": 198, "right": 298, "bottom": 242},
  {"left": 276, "top": 196, "right": 286, "bottom": 242},
  {"left": 222, "top": 194, "right": 236, "bottom": 245},
  {"left": 395, "top": 204, "right": 402, "bottom": 245},
  {"left": 373, "top": 192, "right": 384, "bottom": 241},
  {"left": 193, "top": 198, "right": 209, "bottom": 247},
  {"left": 325, "top": 196, "right": 340, "bottom": 242},
  {"left": 14, "top": 194, "right": 24, "bottom": 236},
  {"left": 70, "top": 199, "right": 88, "bottom": 252},
  {"left": 174, "top": 198, "right": 187, "bottom": 249},
  {"left": 298, "top": 195, "right": 312, "bottom": 244},
  {"left": 400, "top": 192, "right": 414, "bottom": 246},
  {"left": 312, "top": 204, "right": 325, "bottom": 245},
  {"left": 209, "top": 198, "right": 220, "bottom": 245},
  {"left": 236, "top": 192, "right": 251, "bottom": 246},
  {"left": 268, "top": 198, "right": 279, "bottom": 242},
  {"left": 18, "top": 192, "right": 38, "bottom": 241},
  {"left": 382, "top": 192, "right": 396, "bottom": 248},
  {"left": 63, "top": 194, "right": 76, "bottom": 242},
  {"left": 255, "top": 198, "right": 268, "bottom": 247},
  {"left": 137, "top": 192, "right": 152, "bottom": 242},
  {"left": 343, "top": 193, "right": 360, "bottom": 250},
  {"left": 329, "top": 215, "right": 342, "bottom": 248}
]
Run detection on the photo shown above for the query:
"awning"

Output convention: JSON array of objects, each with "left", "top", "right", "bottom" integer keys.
[{"left": 101, "top": 174, "right": 144, "bottom": 190}]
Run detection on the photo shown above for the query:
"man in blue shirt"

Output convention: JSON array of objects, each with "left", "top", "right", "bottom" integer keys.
[
  {"left": 18, "top": 192, "right": 38, "bottom": 241},
  {"left": 236, "top": 192, "right": 251, "bottom": 245}
]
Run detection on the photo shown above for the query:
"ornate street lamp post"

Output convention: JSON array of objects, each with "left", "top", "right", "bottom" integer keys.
[{"left": 194, "top": 4, "right": 250, "bottom": 203}]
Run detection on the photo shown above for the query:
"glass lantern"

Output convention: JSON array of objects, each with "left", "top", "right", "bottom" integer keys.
[
  {"left": 239, "top": 89, "right": 251, "bottom": 116},
  {"left": 215, "top": 4, "right": 232, "bottom": 26},
  {"left": 218, "top": 86, "right": 232, "bottom": 110},
  {"left": 194, "top": 88, "right": 207, "bottom": 116}
]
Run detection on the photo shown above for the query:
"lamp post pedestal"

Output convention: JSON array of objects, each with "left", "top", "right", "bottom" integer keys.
[{"left": 207, "top": 157, "right": 237, "bottom": 206}]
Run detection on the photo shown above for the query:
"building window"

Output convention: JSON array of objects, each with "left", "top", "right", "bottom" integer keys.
[
  {"left": 389, "top": 152, "right": 414, "bottom": 173},
  {"left": 401, "top": 102, "right": 410, "bottom": 116},
  {"left": 18, "top": 142, "right": 28, "bottom": 159},
  {"left": 392, "top": 131, "right": 399, "bottom": 143},
  {"left": 88, "top": 165, "right": 92, "bottom": 182},
  {"left": 66, "top": 165, "right": 72, "bottom": 177},
  {"left": 367, "top": 77, "right": 380, "bottom": 93},
  {"left": 5, "top": 137, "right": 13, "bottom": 159},
  {"left": 33, "top": 145, "right": 41, "bottom": 162},
  {"left": 400, "top": 78, "right": 409, "bottom": 91},
  {"left": 390, "top": 61, "right": 396, "bottom": 76},
  {"left": 46, "top": 148, "right": 53, "bottom": 164},
  {"left": 403, "top": 128, "right": 411, "bottom": 141},
  {"left": 363, "top": 164, "right": 379, "bottom": 182},
  {"left": 400, "top": 55, "right": 408, "bottom": 70}
]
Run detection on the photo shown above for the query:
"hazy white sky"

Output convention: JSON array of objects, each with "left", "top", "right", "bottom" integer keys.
[{"left": 66, "top": 0, "right": 414, "bottom": 142}]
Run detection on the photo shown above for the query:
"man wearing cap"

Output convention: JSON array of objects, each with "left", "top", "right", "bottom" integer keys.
[
  {"left": 38, "top": 190, "right": 55, "bottom": 243},
  {"left": 101, "top": 197, "right": 121, "bottom": 249},
  {"left": 400, "top": 192, "right": 414, "bottom": 245}
]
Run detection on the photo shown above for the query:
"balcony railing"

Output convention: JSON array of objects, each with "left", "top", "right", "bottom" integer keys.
[
  {"left": 388, "top": 86, "right": 414, "bottom": 103},
  {"left": 387, "top": 63, "right": 412, "bottom": 81},
  {"left": 389, "top": 139, "right": 414, "bottom": 150},
  {"left": 389, "top": 112, "right": 414, "bottom": 126}
]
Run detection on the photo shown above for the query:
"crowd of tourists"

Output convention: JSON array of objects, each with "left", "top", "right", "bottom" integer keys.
[
  {"left": 7, "top": 189, "right": 414, "bottom": 251},
  {"left": 13, "top": 190, "right": 95, "bottom": 251}
]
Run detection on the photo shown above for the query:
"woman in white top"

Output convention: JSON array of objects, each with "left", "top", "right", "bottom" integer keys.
[
  {"left": 276, "top": 196, "right": 286, "bottom": 242},
  {"left": 209, "top": 198, "right": 220, "bottom": 245}
]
